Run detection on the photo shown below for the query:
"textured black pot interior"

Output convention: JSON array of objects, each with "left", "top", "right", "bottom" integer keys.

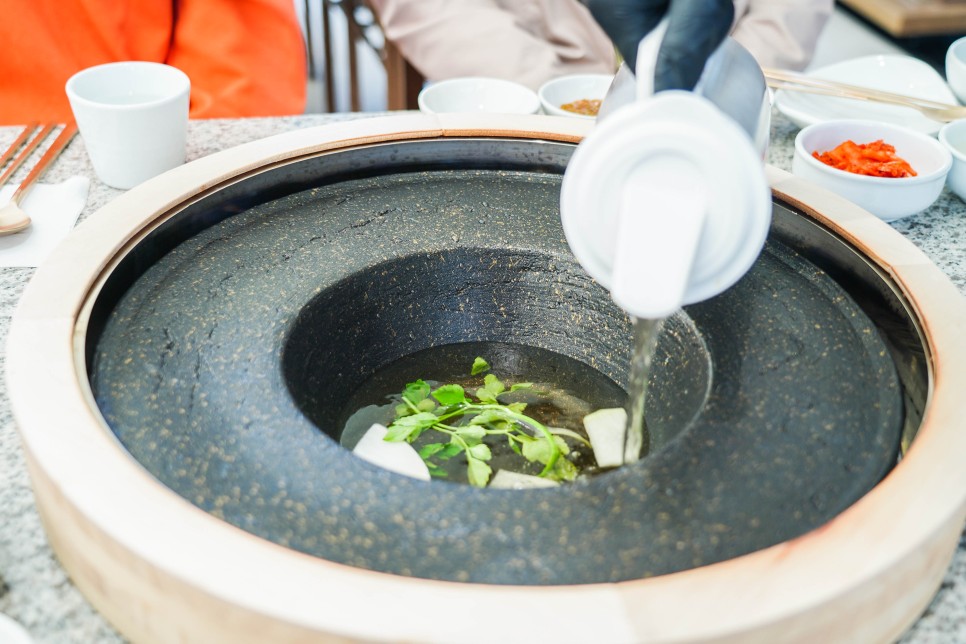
[
  {"left": 282, "top": 249, "right": 709, "bottom": 449},
  {"left": 87, "top": 137, "right": 920, "bottom": 585}
]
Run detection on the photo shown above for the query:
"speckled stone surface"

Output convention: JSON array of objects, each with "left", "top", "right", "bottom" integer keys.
[
  {"left": 0, "top": 111, "right": 963, "bottom": 639},
  {"left": 88, "top": 152, "right": 900, "bottom": 584}
]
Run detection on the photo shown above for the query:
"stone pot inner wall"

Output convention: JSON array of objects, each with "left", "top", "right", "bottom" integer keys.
[{"left": 282, "top": 248, "right": 710, "bottom": 449}]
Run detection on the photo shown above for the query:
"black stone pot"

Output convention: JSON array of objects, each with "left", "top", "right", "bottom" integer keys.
[{"left": 88, "top": 138, "right": 911, "bottom": 585}]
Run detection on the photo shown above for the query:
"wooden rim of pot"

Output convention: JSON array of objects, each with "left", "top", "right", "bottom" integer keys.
[{"left": 8, "top": 114, "right": 966, "bottom": 643}]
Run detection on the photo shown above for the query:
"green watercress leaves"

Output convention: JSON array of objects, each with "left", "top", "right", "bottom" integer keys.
[
  {"left": 382, "top": 357, "right": 580, "bottom": 487},
  {"left": 471, "top": 357, "right": 490, "bottom": 375}
]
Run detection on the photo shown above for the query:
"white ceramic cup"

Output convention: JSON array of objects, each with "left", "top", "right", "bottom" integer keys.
[
  {"left": 946, "top": 36, "right": 966, "bottom": 105},
  {"left": 66, "top": 61, "right": 190, "bottom": 189}
]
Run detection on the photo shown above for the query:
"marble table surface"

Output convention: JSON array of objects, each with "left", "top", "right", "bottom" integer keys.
[{"left": 1, "top": 111, "right": 965, "bottom": 642}]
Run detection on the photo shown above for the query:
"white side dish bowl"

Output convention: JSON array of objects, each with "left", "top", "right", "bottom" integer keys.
[
  {"left": 537, "top": 74, "right": 613, "bottom": 118},
  {"left": 946, "top": 37, "right": 966, "bottom": 105},
  {"left": 775, "top": 55, "right": 957, "bottom": 136},
  {"left": 939, "top": 119, "right": 966, "bottom": 203},
  {"left": 793, "top": 119, "right": 951, "bottom": 222},
  {"left": 417, "top": 77, "right": 540, "bottom": 115}
]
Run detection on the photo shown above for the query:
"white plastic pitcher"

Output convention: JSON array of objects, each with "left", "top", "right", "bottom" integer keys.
[{"left": 560, "top": 22, "right": 772, "bottom": 319}]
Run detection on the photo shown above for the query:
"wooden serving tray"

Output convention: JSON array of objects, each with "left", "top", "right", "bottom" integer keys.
[{"left": 841, "top": 0, "right": 966, "bottom": 36}]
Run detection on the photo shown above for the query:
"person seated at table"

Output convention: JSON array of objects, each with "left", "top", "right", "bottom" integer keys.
[
  {"left": 0, "top": 0, "right": 307, "bottom": 125},
  {"left": 368, "top": 0, "right": 832, "bottom": 91}
]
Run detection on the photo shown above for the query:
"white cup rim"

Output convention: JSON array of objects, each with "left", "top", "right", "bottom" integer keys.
[
  {"left": 950, "top": 36, "right": 966, "bottom": 62},
  {"left": 66, "top": 61, "right": 190, "bottom": 111},
  {"left": 940, "top": 120, "right": 966, "bottom": 162}
]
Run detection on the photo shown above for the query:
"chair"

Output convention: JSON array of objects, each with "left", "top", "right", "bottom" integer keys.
[{"left": 302, "top": 0, "right": 424, "bottom": 112}]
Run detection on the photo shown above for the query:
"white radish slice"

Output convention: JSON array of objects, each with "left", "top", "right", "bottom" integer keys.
[
  {"left": 489, "top": 470, "right": 559, "bottom": 489},
  {"left": 583, "top": 407, "right": 626, "bottom": 468},
  {"left": 352, "top": 423, "right": 431, "bottom": 481}
]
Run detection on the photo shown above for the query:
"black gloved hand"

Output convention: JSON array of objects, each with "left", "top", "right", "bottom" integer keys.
[{"left": 587, "top": 0, "right": 734, "bottom": 92}]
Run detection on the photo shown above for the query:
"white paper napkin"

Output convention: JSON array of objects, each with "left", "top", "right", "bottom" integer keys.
[{"left": 0, "top": 176, "right": 90, "bottom": 267}]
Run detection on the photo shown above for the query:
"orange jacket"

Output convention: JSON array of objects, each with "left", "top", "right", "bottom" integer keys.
[{"left": 0, "top": 0, "right": 307, "bottom": 125}]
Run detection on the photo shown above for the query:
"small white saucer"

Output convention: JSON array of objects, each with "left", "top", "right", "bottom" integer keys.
[{"left": 775, "top": 55, "right": 957, "bottom": 136}]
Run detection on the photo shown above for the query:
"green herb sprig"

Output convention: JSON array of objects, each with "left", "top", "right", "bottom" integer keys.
[{"left": 382, "top": 357, "right": 579, "bottom": 487}]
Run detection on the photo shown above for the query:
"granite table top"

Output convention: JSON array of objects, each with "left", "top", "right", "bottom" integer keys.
[{"left": 0, "top": 111, "right": 964, "bottom": 643}]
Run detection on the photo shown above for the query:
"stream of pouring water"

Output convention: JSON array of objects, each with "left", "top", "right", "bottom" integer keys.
[{"left": 624, "top": 316, "right": 666, "bottom": 463}]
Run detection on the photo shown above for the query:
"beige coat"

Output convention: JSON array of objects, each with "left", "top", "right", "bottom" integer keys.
[
  {"left": 732, "top": 0, "right": 834, "bottom": 71},
  {"left": 369, "top": 0, "right": 615, "bottom": 90},
  {"left": 369, "top": 0, "right": 833, "bottom": 89}
]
